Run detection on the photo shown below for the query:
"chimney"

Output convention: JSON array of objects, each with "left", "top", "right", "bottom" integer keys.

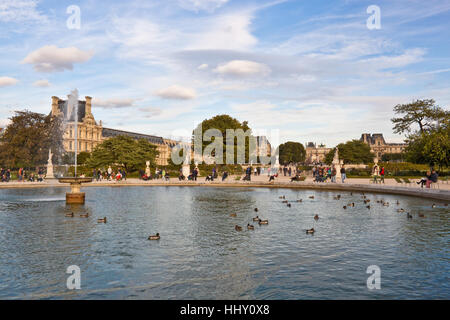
[
  {"left": 85, "top": 96, "right": 92, "bottom": 115},
  {"left": 51, "top": 96, "right": 59, "bottom": 116}
]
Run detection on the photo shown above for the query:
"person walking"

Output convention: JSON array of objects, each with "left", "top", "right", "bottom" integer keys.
[
  {"left": 340, "top": 166, "right": 346, "bottom": 183},
  {"left": 379, "top": 166, "right": 385, "bottom": 184}
]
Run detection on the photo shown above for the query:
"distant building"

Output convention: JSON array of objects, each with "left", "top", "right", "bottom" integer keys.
[
  {"left": 50, "top": 95, "right": 175, "bottom": 166},
  {"left": 305, "top": 142, "right": 331, "bottom": 164},
  {"left": 360, "top": 133, "right": 407, "bottom": 161}
]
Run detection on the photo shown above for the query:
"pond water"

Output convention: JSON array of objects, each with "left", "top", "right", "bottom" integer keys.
[{"left": 0, "top": 186, "right": 448, "bottom": 299}]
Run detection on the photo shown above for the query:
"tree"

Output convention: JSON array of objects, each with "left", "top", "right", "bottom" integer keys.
[
  {"left": 391, "top": 98, "right": 449, "bottom": 167},
  {"left": 278, "top": 141, "right": 306, "bottom": 164},
  {"left": 87, "top": 135, "right": 158, "bottom": 172},
  {"left": 391, "top": 99, "right": 448, "bottom": 134},
  {"left": 77, "top": 151, "right": 91, "bottom": 165},
  {"left": 192, "top": 114, "right": 254, "bottom": 164},
  {"left": 325, "top": 140, "right": 374, "bottom": 165},
  {"left": 0, "top": 110, "right": 63, "bottom": 168},
  {"left": 405, "top": 120, "right": 450, "bottom": 169}
]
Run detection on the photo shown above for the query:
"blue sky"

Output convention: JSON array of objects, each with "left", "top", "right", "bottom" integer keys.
[{"left": 0, "top": 0, "right": 449, "bottom": 147}]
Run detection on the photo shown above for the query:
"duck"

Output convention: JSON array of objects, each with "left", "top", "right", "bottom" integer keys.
[
  {"left": 282, "top": 200, "right": 288, "bottom": 203},
  {"left": 148, "top": 233, "right": 160, "bottom": 240},
  {"left": 97, "top": 217, "right": 107, "bottom": 223},
  {"left": 351, "top": 202, "right": 355, "bottom": 207},
  {"left": 396, "top": 200, "right": 400, "bottom": 205},
  {"left": 247, "top": 224, "right": 255, "bottom": 230},
  {"left": 297, "top": 199, "right": 303, "bottom": 202},
  {"left": 80, "top": 213, "right": 89, "bottom": 218},
  {"left": 397, "top": 208, "right": 405, "bottom": 213},
  {"left": 343, "top": 206, "right": 347, "bottom": 209},
  {"left": 287, "top": 203, "right": 291, "bottom": 208},
  {"left": 230, "top": 213, "right": 237, "bottom": 217},
  {"left": 306, "top": 228, "right": 315, "bottom": 234},
  {"left": 431, "top": 204, "right": 436, "bottom": 208},
  {"left": 65, "top": 212, "right": 74, "bottom": 217},
  {"left": 407, "top": 212, "right": 413, "bottom": 219},
  {"left": 350, "top": 192, "right": 353, "bottom": 196},
  {"left": 254, "top": 208, "right": 258, "bottom": 212},
  {"left": 309, "top": 196, "right": 315, "bottom": 199},
  {"left": 258, "top": 219, "right": 269, "bottom": 225},
  {"left": 235, "top": 225, "right": 243, "bottom": 231},
  {"left": 279, "top": 196, "right": 285, "bottom": 199},
  {"left": 418, "top": 213, "right": 425, "bottom": 218},
  {"left": 252, "top": 216, "right": 260, "bottom": 221},
  {"left": 314, "top": 214, "right": 319, "bottom": 220},
  {"left": 366, "top": 205, "right": 371, "bottom": 209},
  {"left": 383, "top": 202, "right": 389, "bottom": 207}
]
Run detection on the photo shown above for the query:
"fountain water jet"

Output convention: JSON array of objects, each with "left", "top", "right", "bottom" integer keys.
[{"left": 58, "top": 89, "right": 92, "bottom": 204}]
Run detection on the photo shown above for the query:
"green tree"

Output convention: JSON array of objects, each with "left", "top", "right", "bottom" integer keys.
[
  {"left": 325, "top": 140, "right": 374, "bottom": 165},
  {"left": 87, "top": 135, "right": 158, "bottom": 172},
  {"left": 278, "top": 141, "right": 306, "bottom": 164},
  {"left": 405, "top": 120, "right": 450, "bottom": 168},
  {"left": 192, "top": 114, "right": 254, "bottom": 164},
  {"left": 0, "top": 110, "right": 63, "bottom": 167},
  {"left": 391, "top": 99, "right": 448, "bottom": 134},
  {"left": 77, "top": 151, "right": 91, "bottom": 165}
]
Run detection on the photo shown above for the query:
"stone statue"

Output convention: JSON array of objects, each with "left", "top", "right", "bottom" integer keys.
[
  {"left": 46, "top": 148, "right": 55, "bottom": 179},
  {"left": 145, "top": 161, "right": 150, "bottom": 176},
  {"left": 332, "top": 147, "right": 342, "bottom": 181}
]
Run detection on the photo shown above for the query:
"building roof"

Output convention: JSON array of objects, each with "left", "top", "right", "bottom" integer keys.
[
  {"left": 57, "top": 100, "right": 87, "bottom": 122},
  {"left": 102, "top": 127, "right": 164, "bottom": 145}
]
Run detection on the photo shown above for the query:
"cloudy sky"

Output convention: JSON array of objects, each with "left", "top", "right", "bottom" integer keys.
[{"left": 0, "top": 0, "right": 449, "bottom": 147}]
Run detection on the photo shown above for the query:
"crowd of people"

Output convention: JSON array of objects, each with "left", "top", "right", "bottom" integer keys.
[
  {"left": 312, "top": 165, "right": 346, "bottom": 183},
  {"left": 93, "top": 166, "right": 127, "bottom": 182}
]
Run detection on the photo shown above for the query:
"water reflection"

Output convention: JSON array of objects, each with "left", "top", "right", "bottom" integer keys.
[{"left": 0, "top": 186, "right": 448, "bottom": 299}]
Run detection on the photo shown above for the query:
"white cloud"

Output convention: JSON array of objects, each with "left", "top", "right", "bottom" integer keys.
[
  {"left": 178, "top": 0, "right": 229, "bottom": 13},
  {"left": 0, "top": 76, "right": 18, "bottom": 87},
  {"left": 139, "top": 106, "right": 163, "bottom": 118},
  {"left": 154, "top": 85, "right": 197, "bottom": 100},
  {"left": 32, "top": 79, "right": 50, "bottom": 87},
  {"left": 22, "top": 45, "right": 94, "bottom": 72},
  {"left": 198, "top": 63, "right": 209, "bottom": 70},
  {"left": 92, "top": 98, "right": 135, "bottom": 108},
  {"left": 0, "top": 0, "right": 47, "bottom": 23},
  {"left": 214, "top": 60, "right": 271, "bottom": 76}
]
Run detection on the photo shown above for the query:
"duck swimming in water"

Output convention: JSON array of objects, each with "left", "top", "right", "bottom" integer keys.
[
  {"left": 80, "top": 213, "right": 89, "bottom": 218},
  {"left": 65, "top": 212, "right": 74, "bottom": 217},
  {"left": 148, "top": 233, "right": 160, "bottom": 240},
  {"left": 297, "top": 199, "right": 302, "bottom": 202},
  {"left": 97, "top": 217, "right": 107, "bottom": 223},
  {"left": 343, "top": 206, "right": 347, "bottom": 209},
  {"left": 314, "top": 214, "right": 319, "bottom": 220},
  {"left": 407, "top": 213, "right": 413, "bottom": 219},
  {"left": 397, "top": 208, "right": 405, "bottom": 213},
  {"left": 431, "top": 204, "right": 436, "bottom": 208},
  {"left": 247, "top": 224, "right": 255, "bottom": 230},
  {"left": 254, "top": 208, "right": 258, "bottom": 212},
  {"left": 253, "top": 216, "right": 260, "bottom": 221},
  {"left": 287, "top": 203, "right": 291, "bottom": 208},
  {"left": 366, "top": 205, "right": 371, "bottom": 209},
  {"left": 235, "top": 225, "right": 243, "bottom": 231},
  {"left": 258, "top": 219, "right": 269, "bottom": 225},
  {"left": 230, "top": 213, "right": 237, "bottom": 217},
  {"left": 418, "top": 213, "right": 425, "bottom": 218},
  {"left": 309, "top": 196, "right": 315, "bottom": 199},
  {"left": 306, "top": 228, "right": 315, "bottom": 234}
]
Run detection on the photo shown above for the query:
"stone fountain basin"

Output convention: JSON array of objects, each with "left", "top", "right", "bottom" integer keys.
[{"left": 58, "top": 177, "right": 93, "bottom": 184}]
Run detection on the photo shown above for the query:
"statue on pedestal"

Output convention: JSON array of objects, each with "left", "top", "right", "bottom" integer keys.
[
  {"left": 145, "top": 161, "right": 151, "bottom": 177},
  {"left": 332, "top": 147, "right": 342, "bottom": 180},
  {"left": 46, "top": 149, "right": 55, "bottom": 179}
]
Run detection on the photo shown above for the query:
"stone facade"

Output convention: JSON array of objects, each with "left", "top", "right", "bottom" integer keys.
[
  {"left": 51, "top": 96, "right": 174, "bottom": 166},
  {"left": 305, "top": 142, "right": 332, "bottom": 164},
  {"left": 360, "top": 133, "right": 407, "bottom": 161}
]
